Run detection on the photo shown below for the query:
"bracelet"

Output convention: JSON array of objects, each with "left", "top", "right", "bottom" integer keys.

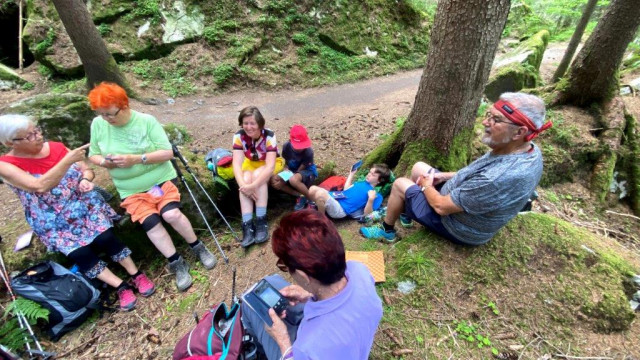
[
  {"left": 280, "top": 346, "right": 293, "bottom": 360},
  {"left": 80, "top": 177, "right": 92, "bottom": 183}
]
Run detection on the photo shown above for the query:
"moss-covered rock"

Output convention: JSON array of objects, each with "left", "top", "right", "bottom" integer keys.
[
  {"left": 485, "top": 30, "right": 550, "bottom": 101},
  {"left": 0, "top": 63, "right": 27, "bottom": 85},
  {"left": 2, "top": 93, "right": 93, "bottom": 148},
  {"left": 23, "top": 0, "right": 206, "bottom": 75}
]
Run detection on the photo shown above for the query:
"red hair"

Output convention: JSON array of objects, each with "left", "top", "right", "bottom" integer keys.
[
  {"left": 272, "top": 209, "right": 346, "bottom": 285},
  {"left": 87, "top": 82, "right": 129, "bottom": 110}
]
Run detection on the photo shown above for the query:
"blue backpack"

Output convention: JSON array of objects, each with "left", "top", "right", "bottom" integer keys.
[{"left": 11, "top": 261, "right": 101, "bottom": 341}]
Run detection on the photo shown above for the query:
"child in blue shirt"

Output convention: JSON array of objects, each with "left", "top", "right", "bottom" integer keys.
[
  {"left": 307, "top": 164, "right": 391, "bottom": 219},
  {"left": 270, "top": 125, "right": 318, "bottom": 210}
]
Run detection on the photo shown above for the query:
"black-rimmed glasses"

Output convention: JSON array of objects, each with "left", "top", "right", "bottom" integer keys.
[
  {"left": 96, "top": 108, "right": 121, "bottom": 119},
  {"left": 484, "top": 112, "right": 518, "bottom": 126},
  {"left": 12, "top": 127, "right": 42, "bottom": 142}
]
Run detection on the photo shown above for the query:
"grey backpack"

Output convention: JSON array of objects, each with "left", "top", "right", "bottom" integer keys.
[
  {"left": 11, "top": 261, "right": 101, "bottom": 341},
  {"left": 205, "top": 148, "right": 233, "bottom": 177}
]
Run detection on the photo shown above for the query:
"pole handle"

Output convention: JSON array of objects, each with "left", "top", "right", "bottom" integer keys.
[
  {"left": 172, "top": 144, "right": 189, "bottom": 167},
  {"left": 170, "top": 158, "right": 184, "bottom": 177}
]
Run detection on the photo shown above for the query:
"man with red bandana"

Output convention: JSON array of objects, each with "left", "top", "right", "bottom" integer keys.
[{"left": 360, "top": 92, "right": 552, "bottom": 245}]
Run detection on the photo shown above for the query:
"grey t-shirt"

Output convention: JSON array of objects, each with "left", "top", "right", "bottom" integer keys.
[{"left": 440, "top": 144, "right": 543, "bottom": 245}]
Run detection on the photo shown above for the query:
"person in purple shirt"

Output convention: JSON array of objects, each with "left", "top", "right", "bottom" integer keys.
[{"left": 242, "top": 210, "right": 383, "bottom": 360}]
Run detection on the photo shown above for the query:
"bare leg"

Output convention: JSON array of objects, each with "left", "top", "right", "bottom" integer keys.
[
  {"left": 270, "top": 175, "right": 300, "bottom": 196},
  {"left": 411, "top": 162, "right": 436, "bottom": 182},
  {"left": 240, "top": 170, "right": 255, "bottom": 214},
  {"left": 118, "top": 256, "right": 138, "bottom": 276},
  {"left": 162, "top": 208, "right": 198, "bottom": 244},
  {"left": 146, "top": 223, "right": 178, "bottom": 258},
  {"left": 383, "top": 178, "right": 415, "bottom": 226},
  {"left": 288, "top": 173, "right": 310, "bottom": 197},
  {"left": 308, "top": 185, "right": 330, "bottom": 215},
  {"left": 253, "top": 167, "right": 269, "bottom": 208},
  {"left": 96, "top": 267, "right": 124, "bottom": 288}
]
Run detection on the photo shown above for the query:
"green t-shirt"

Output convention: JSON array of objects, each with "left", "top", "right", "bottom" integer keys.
[{"left": 89, "top": 110, "right": 176, "bottom": 198}]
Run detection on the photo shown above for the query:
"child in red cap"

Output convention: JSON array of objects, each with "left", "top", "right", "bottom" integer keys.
[{"left": 270, "top": 124, "right": 318, "bottom": 210}]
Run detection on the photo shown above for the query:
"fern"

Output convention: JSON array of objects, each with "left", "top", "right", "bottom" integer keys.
[
  {"left": 0, "top": 298, "right": 49, "bottom": 352},
  {"left": 6, "top": 298, "right": 49, "bottom": 324},
  {"left": 0, "top": 318, "right": 28, "bottom": 352},
  {"left": 213, "top": 176, "right": 230, "bottom": 190}
]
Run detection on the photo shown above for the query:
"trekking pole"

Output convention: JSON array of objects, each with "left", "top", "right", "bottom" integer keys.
[
  {"left": 0, "top": 250, "right": 46, "bottom": 357},
  {"left": 171, "top": 159, "right": 229, "bottom": 264},
  {"left": 231, "top": 266, "right": 237, "bottom": 304},
  {"left": 171, "top": 144, "right": 240, "bottom": 242}
]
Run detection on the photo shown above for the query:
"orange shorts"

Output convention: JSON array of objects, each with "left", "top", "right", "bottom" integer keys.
[{"left": 120, "top": 181, "right": 182, "bottom": 224}]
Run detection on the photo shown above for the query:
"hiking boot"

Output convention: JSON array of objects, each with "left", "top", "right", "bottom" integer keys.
[
  {"left": 254, "top": 216, "right": 269, "bottom": 244},
  {"left": 360, "top": 224, "right": 397, "bottom": 243},
  {"left": 132, "top": 273, "right": 155, "bottom": 297},
  {"left": 399, "top": 213, "right": 414, "bottom": 228},
  {"left": 241, "top": 220, "right": 255, "bottom": 248},
  {"left": 117, "top": 286, "right": 137, "bottom": 311},
  {"left": 191, "top": 242, "right": 218, "bottom": 270},
  {"left": 168, "top": 256, "right": 192, "bottom": 292},
  {"left": 294, "top": 196, "right": 308, "bottom": 211}
]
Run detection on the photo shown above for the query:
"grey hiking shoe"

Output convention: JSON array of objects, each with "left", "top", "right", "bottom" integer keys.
[
  {"left": 241, "top": 220, "right": 255, "bottom": 248},
  {"left": 191, "top": 242, "right": 217, "bottom": 270},
  {"left": 168, "top": 256, "right": 192, "bottom": 292},
  {"left": 254, "top": 216, "right": 269, "bottom": 244}
]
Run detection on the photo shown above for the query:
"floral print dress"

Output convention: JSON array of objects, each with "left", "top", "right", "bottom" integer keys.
[{"left": 0, "top": 142, "right": 118, "bottom": 255}]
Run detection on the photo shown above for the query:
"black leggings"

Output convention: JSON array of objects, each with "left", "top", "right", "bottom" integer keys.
[{"left": 67, "top": 228, "right": 128, "bottom": 275}]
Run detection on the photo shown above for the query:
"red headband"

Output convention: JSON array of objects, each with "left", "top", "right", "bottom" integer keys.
[{"left": 494, "top": 100, "right": 552, "bottom": 141}]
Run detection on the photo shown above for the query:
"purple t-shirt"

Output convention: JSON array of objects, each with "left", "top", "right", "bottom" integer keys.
[{"left": 292, "top": 261, "right": 382, "bottom": 360}]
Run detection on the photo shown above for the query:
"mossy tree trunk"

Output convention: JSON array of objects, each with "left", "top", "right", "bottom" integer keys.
[
  {"left": 51, "top": 0, "right": 129, "bottom": 92},
  {"left": 370, "top": 0, "right": 510, "bottom": 175},
  {"left": 554, "top": 0, "right": 640, "bottom": 106},
  {"left": 590, "top": 97, "right": 626, "bottom": 203},
  {"left": 551, "top": 0, "right": 598, "bottom": 83}
]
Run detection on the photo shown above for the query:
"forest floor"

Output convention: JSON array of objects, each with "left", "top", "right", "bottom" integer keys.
[{"left": 1, "top": 41, "right": 640, "bottom": 359}]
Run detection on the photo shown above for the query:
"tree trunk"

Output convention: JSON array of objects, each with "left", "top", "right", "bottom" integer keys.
[
  {"left": 551, "top": 0, "right": 598, "bottom": 83},
  {"left": 555, "top": 0, "right": 640, "bottom": 106},
  {"left": 51, "top": 0, "right": 129, "bottom": 91},
  {"left": 395, "top": 0, "right": 510, "bottom": 173}
]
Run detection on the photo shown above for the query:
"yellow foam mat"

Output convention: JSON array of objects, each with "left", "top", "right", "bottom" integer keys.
[{"left": 345, "top": 251, "right": 385, "bottom": 283}]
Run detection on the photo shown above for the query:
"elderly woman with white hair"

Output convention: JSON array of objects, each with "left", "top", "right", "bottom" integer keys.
[{"left": 0, "top": 114, "right": 154, "bottom": 311}]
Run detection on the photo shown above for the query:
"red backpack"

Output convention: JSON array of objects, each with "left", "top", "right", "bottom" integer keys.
[
  {"left": 318, "top": 175, "right": 346, "bottom": 192},
  {"left": 173, "top": 303, "right": 244, "bottom": 360}
]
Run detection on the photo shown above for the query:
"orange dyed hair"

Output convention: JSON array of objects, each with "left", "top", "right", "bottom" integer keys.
[{"left": 87, "top": 82, "right": 129, "bottom": 110}]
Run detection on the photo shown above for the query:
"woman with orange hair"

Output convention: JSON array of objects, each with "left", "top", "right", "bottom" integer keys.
[{"left": 87, "top": 82, "right": 217, "bottom": 292}]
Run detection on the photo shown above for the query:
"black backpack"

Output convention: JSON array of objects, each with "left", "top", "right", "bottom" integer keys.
[{"left": 11, "top": 261, "right": 101, "bottom": 341}]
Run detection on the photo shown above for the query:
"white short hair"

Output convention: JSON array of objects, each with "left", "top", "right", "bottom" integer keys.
[
  {"left": 0, "top": 114, "right": 34, "bottom": 144},
  {"left": 499, "top": 92, "right": 546, "bottom": 129}
]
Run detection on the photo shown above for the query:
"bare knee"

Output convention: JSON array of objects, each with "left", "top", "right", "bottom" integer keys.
[
  {"left": 289, "top": 173, "right": 302, "bottom": 185},
  {"left": 270, "top": 175, "right": 284, "bottom": 189},
  {"left": 243, "top": 171, "right": 253, "bottom": 184},
  {"left": 161, "top": 208, "right": 184, "bottom": 223},
  {"left": 411, "top": 161, "right": 433, "bottom": 181},
  {"left": 391, "top": 178, "right": 413, "bottom": 200}
]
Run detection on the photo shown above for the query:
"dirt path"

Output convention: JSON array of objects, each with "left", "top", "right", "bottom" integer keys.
[{"left": 133, "top": 69, "right": 422, "bottom": 174}]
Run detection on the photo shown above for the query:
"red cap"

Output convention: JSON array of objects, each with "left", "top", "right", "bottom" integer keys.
[{"left": 290, "top": 124, "right": 311, "bottom": 150}]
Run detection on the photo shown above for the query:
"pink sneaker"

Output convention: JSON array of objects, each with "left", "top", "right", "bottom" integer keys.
[
  {"left": 132, "top": 273, "right": 156, "bottom": 297},
  {"left": 117, "top": 287, "right": 137, "bottom": 311}
]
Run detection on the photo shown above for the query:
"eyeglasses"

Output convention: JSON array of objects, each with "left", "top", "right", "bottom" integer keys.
[
  {"left": 485, "top": 112, "right": 517, "bottom": 126},
  {"left": 12, "top": 127, "right": 42, "bottom": 142},
  {"left": 276, "top": 258, "right": 288, "bottom": 272},
  {"left": 96, "top": 108, "right": 121, "bottom": 119}
]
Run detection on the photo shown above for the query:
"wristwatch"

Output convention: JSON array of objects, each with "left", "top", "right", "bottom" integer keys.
[{"left": 141, "top": 154, "right": 148, "bottom": 164}]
